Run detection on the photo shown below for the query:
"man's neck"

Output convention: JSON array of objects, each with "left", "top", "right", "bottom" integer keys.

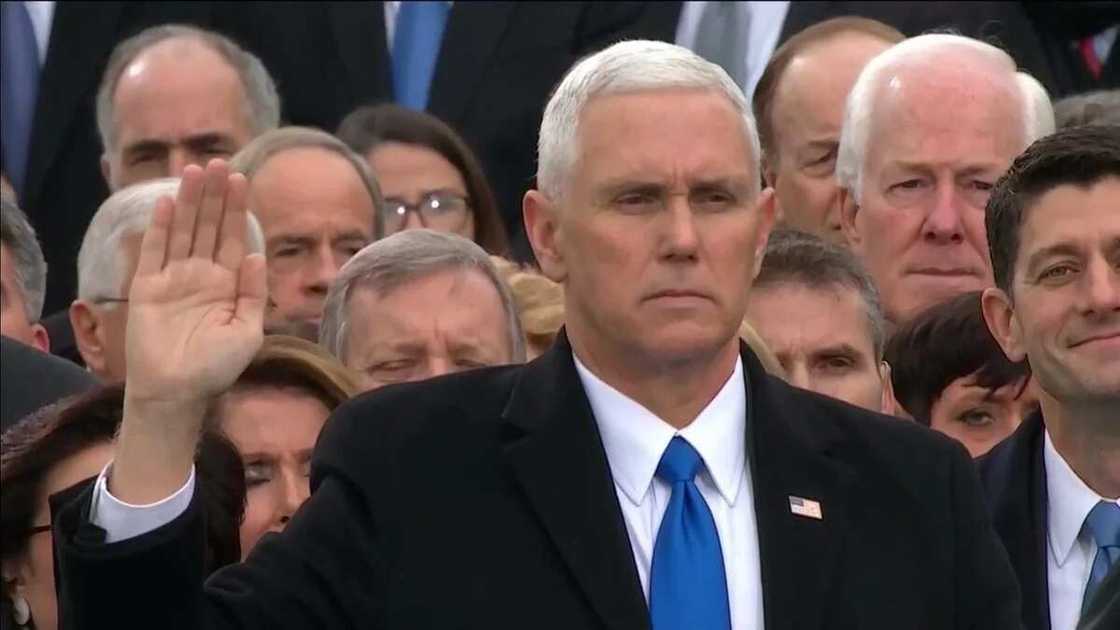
[
  {"left": 1043, "top": 393, "right": 1120, "bottom": 499},
  {"left": 570, "top": 334, "right": 741, "bottom": 430}
]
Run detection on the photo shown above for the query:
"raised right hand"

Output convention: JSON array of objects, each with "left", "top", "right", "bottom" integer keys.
[{"left": 111, "top": 160, "right": 267, "bottom": 504}]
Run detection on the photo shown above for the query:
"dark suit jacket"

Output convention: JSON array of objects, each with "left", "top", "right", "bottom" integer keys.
[
  {"left": 636, "top": 2, "right": 1063, "bottom": 98},
  {"left": 1078, "top": 562, "right": 1120, "bottom": 630},
  {"left": 10, "top": 2, "right": 219, "bottom": 316},
  {"left": 1023, "top": 2, "right": 1120, "bottom": 96},
  {"left": 217, "top": 2, "right": 664, "bottom": 264},
  {"left": 54, "top": 334, "right": 1021, "bottom": 629},
  {"left": 976, "top": 411, "right": 1051, "bottom": 630},
  {"left": 0, "top": 335, "right": 95, "bottom": 430}
]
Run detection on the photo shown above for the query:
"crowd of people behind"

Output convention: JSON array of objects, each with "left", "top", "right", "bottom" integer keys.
[{"left": 0, "top": 2, "right": 1118, "bottom": 629}]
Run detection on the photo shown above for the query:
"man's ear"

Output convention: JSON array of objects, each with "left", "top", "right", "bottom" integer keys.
[
  {"left": 879, "top": 360, "right": 899, "bottom": 417},
  {"left": 763, "top": 165, "right": 785, "bottom": 225},
  {"left": 839, "top": 186, "right": 862, "bottom": 249},
  {"left": 981, "top": 287, "right": 1027, "bottom": 362},
  {"left": 29, "top": 323, "right": 50, "bottom": 353},
  {"left": 69, "top": 300, "right": 107, "bottom": 375},
  {"left": 523, "top": 189, "right": 567, "bottom": 283},
  {"left": 751, "top": 188, "right": 777, "bottom": 280}
]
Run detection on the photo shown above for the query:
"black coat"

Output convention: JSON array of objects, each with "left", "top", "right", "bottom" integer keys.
[
  {"left": 976, "top": 412, "right": 1052, "bottom": 630},
  {"left": 53, "top": 334, "right": 1021, "bottom": 629}
]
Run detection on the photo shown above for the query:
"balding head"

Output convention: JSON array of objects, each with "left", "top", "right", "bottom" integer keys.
[
  {"left": 754, "top": 17, "right": 903, "bottom": 242},
  {"left": 97, "top": 24, "right": 279, "bottom": 191},
  {"left": 835, "top": 34, "right": 1054, "bottom": 324}
]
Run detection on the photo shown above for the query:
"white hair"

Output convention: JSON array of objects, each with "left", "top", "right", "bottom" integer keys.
[
  {"left": 835, "top": 34, "right": 1056, "bottom": 201},
  {"left": 77, "top": 178, "right": 265, "bottom": 301},
  {"left": 96, "top": 24, "right": 280, "bottom": 153},
  {"left": 537, "top": 39, "right": 761, "bottom": 199},
  {"left": 319, "top": 229, "right": 526, "bottom": 365}
]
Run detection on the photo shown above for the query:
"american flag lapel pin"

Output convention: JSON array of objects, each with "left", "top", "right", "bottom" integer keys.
[{"left": 788, "top": 495, "right": 823, "bottom": 520}]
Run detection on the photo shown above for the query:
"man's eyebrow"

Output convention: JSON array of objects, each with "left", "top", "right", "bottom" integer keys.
[
  {"left": 181, "top": 133, "right": 234, "bottom": 151},
  {"left": 1025, "top": 242, "right": 1082, "bottom": 272},
  {"left": 122, "top": 139, "right": 170, "bottom": 155},
  {"left": 267, "top": 235, "right": 315, "bottom": 248}
]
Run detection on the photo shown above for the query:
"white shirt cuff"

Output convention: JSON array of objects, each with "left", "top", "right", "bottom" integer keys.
[{"left": 89, "top": 462, "right": 196, "bottom": 543}]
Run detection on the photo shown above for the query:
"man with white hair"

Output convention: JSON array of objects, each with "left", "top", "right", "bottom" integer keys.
[
  {"left": 836, "top": 33, "right": 1055, "bottom": 324},
  {"left": 0, "top": 196, "right": 49, "bottom": 351},
  {"left": 319, "top": 229, "right": 524, "bottom": 392},
  {"left": 68, "top": 177, "right": 264, "bottom": 382},
  {"left": 98, "top": 24, "right": 280, "bottom": 191},
  {"left": 55, "top": 41, "right": 1021, "bottom": 629}
]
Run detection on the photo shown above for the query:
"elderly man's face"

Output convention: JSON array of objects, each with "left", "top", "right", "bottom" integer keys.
[
  {"left": 746, "top": 282, "right": 893, "bottom": 413},
  {"left": 0, "top": 244, "right": 49, "bottom": 351},
  {"left": 842, "top": 71, "right": 1023, "bottom": 323},
  {"left": 103, "top": 38, "right": 255, "bottom": 191},
  {"left": 984, "top": 178, "right": 1120, "bottom": 408},
  {"left": 249, "top": 148, "right": 376, "bottom": 338},
  {"left": 342, "top": 268, "right": 513, "bottom": 391},
  {"left": 766, "top": 33, "right": 893, "bottom": 243},
  {"left": 529, "top": 89, "right": 774, "bottom": 367}
]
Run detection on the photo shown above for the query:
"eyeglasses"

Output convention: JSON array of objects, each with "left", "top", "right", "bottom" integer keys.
[
  {"left": 381, "top": 192, "right": 471, "bottom": 232},
  {"left": 89, "top": 297, "right": 129, "bottom": 306}
]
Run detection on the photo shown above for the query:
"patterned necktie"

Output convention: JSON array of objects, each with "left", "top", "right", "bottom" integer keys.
[
  {"left": 693, "top": 1, "right": 751, "bottom": 89},
  {"left": 649, "top": 436, "right": 731, "bottom": 630},
  {"left": 392, "top": 1, "right": 451, "bottom": 111},
  {"left": 1, "top": 1, "right": 41, "bottom": 199},
  {"left": 1082, "top": 501, "right": 1120, "bottom": 613}
]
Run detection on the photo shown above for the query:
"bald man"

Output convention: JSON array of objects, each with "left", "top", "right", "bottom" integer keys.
[
  {"left": 754, "top": 17, "right": 903, "bottom": 243},
  {"left": 97, "top": 24, "right": 279, "bottom": 191}
]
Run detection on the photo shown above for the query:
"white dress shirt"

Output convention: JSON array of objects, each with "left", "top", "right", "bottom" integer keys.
[
  {"left": 23, "top": 0, "right": 54, "bottom": 64},
  {"left": 575, "top": 355, "right": 764, "bottom": 630},
  {"left": 1044, "top": 431, "right": 1120, "bottom": 630},
  {"left": 674, "top": 1, "right": 790, "bottom": 98}
]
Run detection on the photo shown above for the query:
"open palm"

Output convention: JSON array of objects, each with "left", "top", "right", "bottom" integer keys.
[{"left": 125, "top": 160, "right": 267, "bottom": 404}]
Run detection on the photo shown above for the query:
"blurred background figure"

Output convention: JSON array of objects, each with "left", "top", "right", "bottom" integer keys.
[
  {"left": 69, "top": 178, "right": 265, "bottom": 382},
  {"left": 886, "top": 291, "right": 1037, "bottom": 457},
  {"left": 836, "top": 34, "right": 1055, "bottom": 324},
  {"left": 489, "top": 256, "right": 564, "bottom": 361},
  {"left": 0, "top": 336, "right": 95, "bottom": 433},
  {"left": 321, "top": 230, "right": 525, "bottom": 392},
  {"left": 230, "top": 128, "right": 382, "bottom": 340},
  {"left": 338, "top": 104, "right": 510, "bottom": 256},
  {"left": 745, "top": 229, "right": 896, "bottom": 414},
  {"left": 1, "top": 196, "right": 49, "bottom": 351},
  {"left": 753, "top": 17, "right": 902, "bottom": 243},
  {"left": 1, "top": 385, "right": 245, "bottom": 630},
  {"left": 1054, "top": 89, "right": 1120, "bottom": 129},
  {"left": 205, "top": 336, "right": 359, "bottom": 558}
]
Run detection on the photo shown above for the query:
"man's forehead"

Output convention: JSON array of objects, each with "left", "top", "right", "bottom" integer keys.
[
  {"left": 1017, "top": 180, "right": 1120, "bottom": 258},
  {"left": 749, "top": 283, "right": 877, "bottom": 350}
]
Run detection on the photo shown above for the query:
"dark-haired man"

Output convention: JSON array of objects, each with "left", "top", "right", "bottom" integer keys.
[{"left": 978, "top": 124, "right": 1120, "bottom": 630}]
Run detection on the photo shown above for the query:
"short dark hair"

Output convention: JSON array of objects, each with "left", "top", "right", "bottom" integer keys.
[
  {"left": 754, "top": 229, "right": 886, "bottom": 358},
  {"left": 753, "top": 17, "right": 904, "bottom": 167},
  {"left": 336, "top": 104, "right": 511, "bottom": 257},
  {"left": 986, "top": 124, "right": 1120, "bottom": 292},
  {"left": 885, "top": 292, "right": 1031, "bottom": 426},
  {"left": 1, "top": 385, "right": 245, "bottom": 622}
]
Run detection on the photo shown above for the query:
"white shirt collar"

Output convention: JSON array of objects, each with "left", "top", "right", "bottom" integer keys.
[
  {"left": 1044, "top": 430, "right": 1116, "bottom": 567},
  {"left": 574, "top": 354, "right": 747, "bottom": 508}
]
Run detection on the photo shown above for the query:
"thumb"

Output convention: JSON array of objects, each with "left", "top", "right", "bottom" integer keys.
[{"left": 235, "top": 253, "right": 269, "bottom": 331}]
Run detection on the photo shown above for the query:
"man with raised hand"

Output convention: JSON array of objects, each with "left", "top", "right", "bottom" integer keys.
[{"left": 54, "top": 41, "right": 1020, "bottom": 630}]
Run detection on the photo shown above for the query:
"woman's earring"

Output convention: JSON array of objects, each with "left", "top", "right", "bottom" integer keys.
[{"left": 12, "top": 594, "right": 31, "bottom": 626}]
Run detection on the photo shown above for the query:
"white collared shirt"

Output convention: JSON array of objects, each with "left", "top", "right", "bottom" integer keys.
[
  {"left": 1044, "top": 430, "right": 1120, "bottom": 630},
  {"left": 575, "top": 355, "right": 764, "bottom": 629},
  {"left": 674, "top": 1, "right": 791, "bottom": 98},
  {"left": 22, "top": 1, "right": 54, "bottom": 64}
]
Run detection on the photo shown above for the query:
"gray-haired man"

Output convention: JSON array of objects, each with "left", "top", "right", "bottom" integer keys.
[
  {"left": 0, "top": 196, "right": 49, "bottom": 351},
  {"left": 319, "top": 229, "right": 525, "bottom": 391}
]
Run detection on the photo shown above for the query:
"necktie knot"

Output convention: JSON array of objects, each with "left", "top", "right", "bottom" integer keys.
[
  {"left": 656, "top": 437, "right": 703, "bottom": 484},
  {"left": 1085, "top": 501, "right": 1120, "bottom": 550}
]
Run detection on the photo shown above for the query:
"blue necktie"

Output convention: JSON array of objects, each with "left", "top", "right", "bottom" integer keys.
[
  {"left": 1083, "top": 501, "right": 1120, "bottom": 613},
  {"left": 649, "top": 437, "right": 732, "bottom": 630},
  {"left": 1, "top": 1, "right": 41, "bottom": 199},
  {"left": 392, "top": 1, "right": 450, "bottom": 111}
]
